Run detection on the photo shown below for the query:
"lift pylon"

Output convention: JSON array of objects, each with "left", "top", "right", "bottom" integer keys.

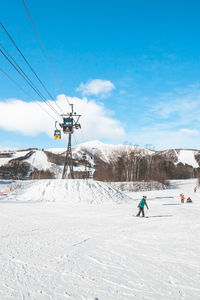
[
  {"left": 62, "top": 132, "right": 74, "bottom": 178},
  {"left": 59, "top": 104, "right": 81, "bottom": 179}
]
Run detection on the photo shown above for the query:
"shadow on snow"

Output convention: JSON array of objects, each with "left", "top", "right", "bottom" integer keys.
[{"left": 146, "top": 215, "right": 173, "bottom": 218}]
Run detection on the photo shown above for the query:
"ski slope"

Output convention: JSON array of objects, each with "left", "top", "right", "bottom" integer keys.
[
  {"left": 0, "top": 150, "right": 30, "bottom": 167},
  {"left": 0, "top": 179, "right": 199, "bottom": 299},
  {"left": 175, "top": 149, "right": 199, "bottom": 168}
]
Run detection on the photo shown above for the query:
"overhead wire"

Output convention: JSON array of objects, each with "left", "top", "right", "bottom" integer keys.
[
  {"left": 0, "top": 67, "right": 57, "bottom": 121},
  {"left": 1, "top": 4, "right": 84, "bottom": 148},
  {"left": 0, "top": 43, "right": 53, "bottom": 105},
  {"left": 21, "top": 0, "right": 71, "bottom": 108},
  {"left": 0, "top": 47, "right": 61, "bottom": 119},
  {"left": 21, "top": 0, "right": 85, "bottom": 147},
  {"left": 0, "top": 22, "right": 64, "bottom": 115}
]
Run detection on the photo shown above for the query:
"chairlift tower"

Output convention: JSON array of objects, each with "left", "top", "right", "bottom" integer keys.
[{"left": 60, "top": 104, "right": 81, "bottom": 179}]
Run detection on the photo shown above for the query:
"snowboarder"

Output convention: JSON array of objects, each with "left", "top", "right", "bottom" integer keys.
[
  {"left": 180, "top": 193, "right": 184, "bottom": 203},
  {"left": 136, "top": 196, "right": 149, "bottom": 217}
]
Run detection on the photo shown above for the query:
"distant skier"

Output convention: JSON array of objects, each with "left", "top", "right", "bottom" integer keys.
[
  {"left": 180, "top": 193, "right": 184, "bottom": 203},
  {"left": 194, "top": 187, "right": 197, "bottom": 193},
  {"left": 136, "top": 196, "right": 149, "bottom": 217}
]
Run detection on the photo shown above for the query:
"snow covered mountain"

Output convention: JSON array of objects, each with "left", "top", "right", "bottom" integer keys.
[
  {"left": 48, "top": 141, "right": 200, "bottom": 168},
  {"left": 0, "top": 141, "right": 200, "bottom": 180}
]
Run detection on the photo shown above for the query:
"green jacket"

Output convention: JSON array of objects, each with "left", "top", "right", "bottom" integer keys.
[{"left": 139, "top": 198, "right": 148, "bottom": 208}]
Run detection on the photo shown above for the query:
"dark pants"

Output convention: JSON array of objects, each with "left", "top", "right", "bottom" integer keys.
[{"left": 137, "top": 206, "right": 145, "bottom": 217}]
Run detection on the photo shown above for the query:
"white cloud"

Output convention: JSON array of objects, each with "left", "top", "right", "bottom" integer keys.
[
  {"left": 76, "top": 79, "right": 115, "bottom": 98},
  {"left": 179, "top": 128, "right": 199, "bottom": 135},
  {"left": 0, "top": 95, "right": 126, "bottom": 143}
]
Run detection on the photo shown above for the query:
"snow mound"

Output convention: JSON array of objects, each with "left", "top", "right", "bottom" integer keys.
[{"left": 6, "top": 179, "right": 133, "bottom": 204}]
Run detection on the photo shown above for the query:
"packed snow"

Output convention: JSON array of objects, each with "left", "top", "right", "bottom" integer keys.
[
  {"left": 3, "top": 179, "right": 132, "bottom": 204},
  {"left": 0, "top": 178, "right": 200, "bottom": 299}
]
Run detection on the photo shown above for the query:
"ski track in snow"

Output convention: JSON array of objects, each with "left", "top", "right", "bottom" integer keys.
[{"left": 0, "top": 179, "right": 200, "bottom": 299}]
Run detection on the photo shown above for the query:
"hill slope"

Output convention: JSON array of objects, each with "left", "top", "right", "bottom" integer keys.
[
  {"left": 0, "top": 141, "right": 200, "bottom": 180},
  {"left": 0, "top": 179, "right": 199, "bottom": 299}
]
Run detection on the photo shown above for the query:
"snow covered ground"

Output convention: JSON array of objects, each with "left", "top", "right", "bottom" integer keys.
[
  {"left": 174, "top": 149, "right": 199, "bottom": 168},
  {"left": 0, "top": 178, "right": 200, "bottom": 299}
]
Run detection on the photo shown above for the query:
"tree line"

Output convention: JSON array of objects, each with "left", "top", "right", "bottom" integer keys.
[{"left": 94, "top": 148, "right": 198, "bottom": 183}]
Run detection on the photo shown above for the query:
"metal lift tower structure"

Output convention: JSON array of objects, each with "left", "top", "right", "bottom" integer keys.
[{"left": 60, "top": 104, "right": 81, "bottom": 179}]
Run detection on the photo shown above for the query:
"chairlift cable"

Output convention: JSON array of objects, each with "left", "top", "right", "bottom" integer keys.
[
  {"left": 0, "top": 47, "right": 61, "bottom": 118},
  {"left": 0, "top": 22, "right": 64, "bottom": 115},
  {"left": 21, "top": 0, "right": 83, "bottom": 172},
  {"left": 21, "top": 0, "right": 71, "bottom": 107},
  {"left": 21, "top": 1, "right": 84, "bottom": 152},
  {"left": 0, "top": 47, "right": 60, "bottom": 118},
  {"left": 0, "top": 43, "right": 55, "bottom": 108},
  {"left": 0, "top": 67, "right": 57, "bottom": 121}
]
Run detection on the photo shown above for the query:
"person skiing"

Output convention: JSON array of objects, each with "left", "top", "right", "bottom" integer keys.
[
  {"left": 136, "top": 196, "right": 149, "bottom": 217},
  {"left": 180, "top": 193, "right": 184, "bottom": 203}
]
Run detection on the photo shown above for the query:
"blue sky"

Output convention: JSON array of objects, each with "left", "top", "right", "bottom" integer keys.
[{"left": 1, "top": 0, "right": 200, "bottom": 150}]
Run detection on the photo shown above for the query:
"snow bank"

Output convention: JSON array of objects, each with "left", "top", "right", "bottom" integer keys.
[
  {"left": 110, "top": 181, "right": 168, "bottom": 192},
  {"left": 5, "top": 179, "right": 133, "bottom": 204}
]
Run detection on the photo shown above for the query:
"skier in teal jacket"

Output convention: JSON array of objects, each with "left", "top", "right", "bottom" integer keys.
[{"left": 136, "top": 196, "right": 149, "bottom": 217}]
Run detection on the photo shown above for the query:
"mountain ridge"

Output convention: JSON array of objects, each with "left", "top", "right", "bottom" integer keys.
[{"left": 0, "top": 140, "right": 200, "bottom": 180}]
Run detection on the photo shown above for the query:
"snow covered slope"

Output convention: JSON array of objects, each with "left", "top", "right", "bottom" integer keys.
[
  {"left": 4, "top": 179, "right": 132, "bottom": 204},
  {"left": 0, "top": 150, "right": 30, "bottom": 167},
  {"left": 0, "top": 179, "right": 200, "bottom": 299},
  {"left": 25, "top": 150, "right": 51, "bottom": 170},
  {"left": 72, "top": 140, "right": 154, "bottom": 162},
  {"left": 175, "top": 149, "right": 199, "bottom": 168}
]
